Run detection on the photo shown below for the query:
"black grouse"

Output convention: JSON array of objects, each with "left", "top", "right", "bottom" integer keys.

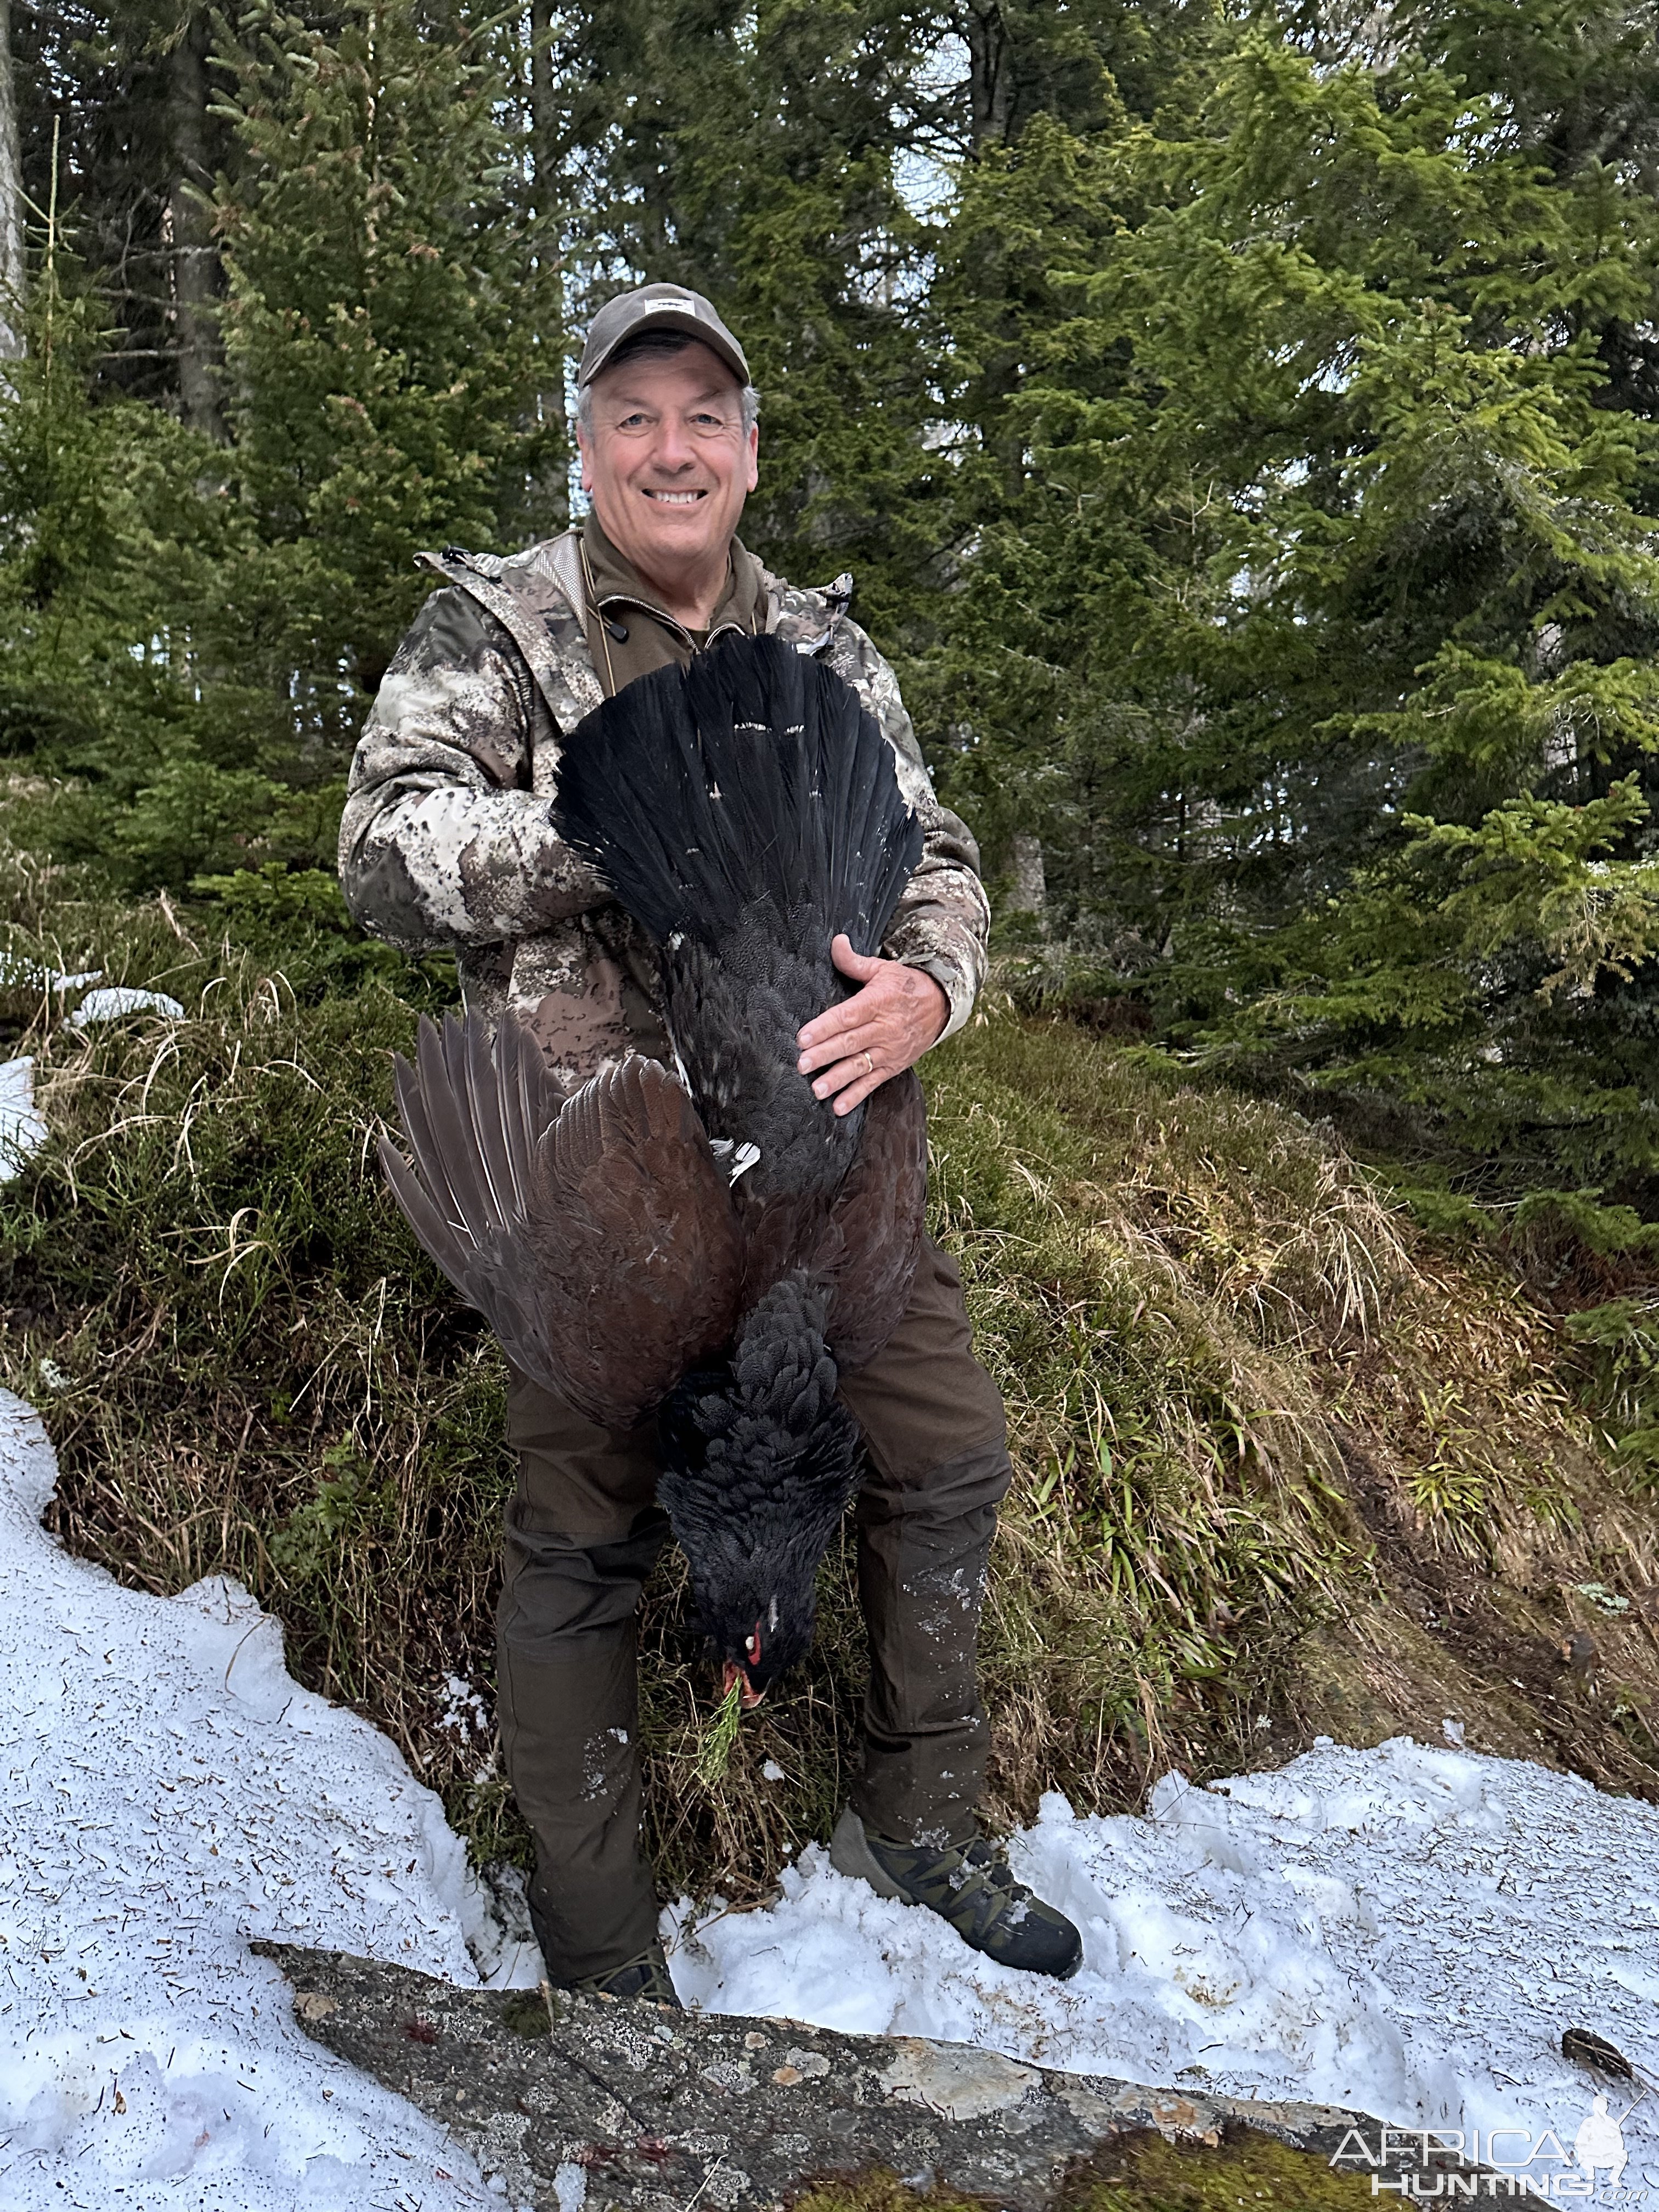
[{"left": 381, "top": 633, "right": 929, "bottom": 1704}]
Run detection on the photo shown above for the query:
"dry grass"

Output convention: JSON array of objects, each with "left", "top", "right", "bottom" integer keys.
[
  {"left": 3, "top": 844, "right": 1655, "bottom": 1903},
  {"left": 926, "top": 1018, "right": 1398, "bottom": 1815}
]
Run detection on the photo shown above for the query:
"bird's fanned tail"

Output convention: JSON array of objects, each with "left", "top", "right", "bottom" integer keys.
[
  {"left": 553, "top": 631, "right": 923, "bottom": 960},
  {"left": 553, "top": 633, "right": 926, "bottom": 1218}
]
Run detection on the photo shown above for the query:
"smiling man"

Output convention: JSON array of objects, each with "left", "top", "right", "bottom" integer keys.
[{"left": 339, "top": 282, "right": 1083, "bottom": 2005}]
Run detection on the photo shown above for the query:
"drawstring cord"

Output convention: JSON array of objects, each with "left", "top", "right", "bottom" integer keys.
[
  {"left": 579, "top": 528, "right": 759, "bottom": 701},
  {"left": 578, "top": 534, "right": 620, "bottom": 699}
]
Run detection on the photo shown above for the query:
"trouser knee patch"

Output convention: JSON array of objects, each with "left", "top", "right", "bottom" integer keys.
[{"left": 855, "top": 1440, "right": 1013, "bottom": 1536}]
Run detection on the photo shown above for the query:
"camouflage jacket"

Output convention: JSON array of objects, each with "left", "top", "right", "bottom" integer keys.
[{"left": 337, "top": 528, "right": 990, "bottom": 1088}]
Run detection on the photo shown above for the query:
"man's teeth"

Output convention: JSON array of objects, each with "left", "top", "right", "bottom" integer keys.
[{"left": 646, "top": 490, "right": 704, "bottom": 504}]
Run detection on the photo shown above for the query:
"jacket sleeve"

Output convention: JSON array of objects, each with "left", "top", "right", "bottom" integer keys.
[
  {"left": 337, "top": 588, "right": 609, "bottom": 952},
  {"left": 834, "top": 620, "right": 990, "bottom": 1042}
]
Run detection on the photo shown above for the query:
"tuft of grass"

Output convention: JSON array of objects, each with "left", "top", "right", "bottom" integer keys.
[
  {"left": 0, "top": 837, "right": 515, "bottom": 1839},
  {"left": 924, "top": 1016, "right": 1392, "bottom": 1813},
  {"left": 693, "top": 1676, "right": 746, "bottom": 1788}
]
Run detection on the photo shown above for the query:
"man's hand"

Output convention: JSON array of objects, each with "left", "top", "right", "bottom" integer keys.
[{"left": 796, "top": 934, "right": 949, "bottom": 1116}]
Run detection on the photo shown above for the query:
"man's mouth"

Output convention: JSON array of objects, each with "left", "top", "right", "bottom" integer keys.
[{"left": 642, "top": 488, "right": 707, "bottom": 505}]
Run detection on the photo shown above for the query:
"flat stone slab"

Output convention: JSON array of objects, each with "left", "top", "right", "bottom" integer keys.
[{"left": 258, "top": 1942, "right": 1407, "bottom": 2209}]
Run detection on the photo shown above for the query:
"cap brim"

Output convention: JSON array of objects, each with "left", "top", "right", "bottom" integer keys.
[{"left": 579, "top": 309, "right": 749, "bottom": 389}]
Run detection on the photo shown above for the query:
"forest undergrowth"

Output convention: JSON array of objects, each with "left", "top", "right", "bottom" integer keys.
[{"left": 3, "top": 825, "right": 1657, "bottom": 1903}]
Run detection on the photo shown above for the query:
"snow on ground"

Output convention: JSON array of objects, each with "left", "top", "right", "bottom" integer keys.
[
  {"left": 2, "top": 964, "right": 182, "bottom": 1187},
  {"left": 65, "top": 986, "right": 187, "bottom": 1028},
  {"left": 0, "top": 1390, "right": 526, "bottom": 2211},
  {"left": 5, "top": 1373, "right": 1659, "bottom": 2207},
  {"left": 0, "top": 1058, "right": 48, "bottom": 1184},
  {"left": 672, "top": 1750, "right": 1659, "bottom": 2196}
]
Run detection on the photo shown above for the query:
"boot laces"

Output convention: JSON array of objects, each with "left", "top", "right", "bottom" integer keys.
[
  {"left": 885, "top": 1832, "right": 1025, "bottom": 1936},
  {"left": 577, "top": 1942, "right": 676, "bottom": 2001}
]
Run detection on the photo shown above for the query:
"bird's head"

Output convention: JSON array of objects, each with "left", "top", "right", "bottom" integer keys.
[
  {"left": 662, "top": 1452, "right": 857, "bottom": 1702},
  {"left": 658, "top": 1278, "right": 864, "bottom": 1703},
  {"left": 703, "top": 1547, "right": 822, "bottom": 1707}
]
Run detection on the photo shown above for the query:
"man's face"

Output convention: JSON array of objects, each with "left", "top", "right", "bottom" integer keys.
[{"left": 579, "top": 341, "right": 759, "bottom": 585}]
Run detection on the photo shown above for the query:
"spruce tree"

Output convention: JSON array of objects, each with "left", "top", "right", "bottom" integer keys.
[
  {"left": 930, "top": 9, "right": 1659, "bottom": 1207},
  {"left": 208, "top": 0, "right": 561, "bottom": 730},
  {"left": 2, "top": 0, "right": 562, "bottom": 893}
]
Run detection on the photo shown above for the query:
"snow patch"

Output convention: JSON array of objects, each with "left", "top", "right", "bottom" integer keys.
[
  {"left": 673, "top": 1759, "right": 1659, "bottom": 2196},
  {"left": 0, "top": 1391, "right": 519, "bottom": 2209},
  {"left": 5, "top": 1375, "right": 1659, "bottom": 2205},
  {"left": 0, "top": 1057, "right": 48, "bottom": 1184},
  {"left": 66, "top": 985, "right": 186, "bottom": 1027}
]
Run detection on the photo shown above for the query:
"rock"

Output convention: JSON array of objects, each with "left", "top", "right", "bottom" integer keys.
[
  {"left": 256, "top": 1943, "right": 1417, "bottom": 2209},
  {"left": 880, "top": 2040, "right": 1040, "bottom": 2123}
]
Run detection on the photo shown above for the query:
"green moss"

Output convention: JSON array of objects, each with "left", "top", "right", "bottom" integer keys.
[
  {"left": 791, "top": 2129, "right": 1377, "bottom": 2212},
  {"left": 1063, "top": 2127, "right": 1385, "bottom": 2209},
  {"left": 498, "top": 1991, "right": 551, "bottom": 2040}
]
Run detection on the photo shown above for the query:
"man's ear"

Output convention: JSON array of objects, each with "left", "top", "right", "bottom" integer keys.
[
  {"left": 744, "top": 422, "right": 759, "bottom": 494},
  {"left": 577, "top": 427, "right": 594, "bottom": 495}
]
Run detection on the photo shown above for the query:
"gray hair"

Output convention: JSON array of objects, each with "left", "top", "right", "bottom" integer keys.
[{"left": 574, "top": 329, "right": 760, "bottom": 438}]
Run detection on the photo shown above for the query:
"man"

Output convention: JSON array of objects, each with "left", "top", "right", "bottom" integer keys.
[{"left": 339, "top": 282, "right": 1083, "bottom": 2002}]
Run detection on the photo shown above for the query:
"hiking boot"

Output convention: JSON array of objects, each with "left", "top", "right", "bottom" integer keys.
[
  {"left": 830, "top": 1807, "right": 1084, "bottom": 1980},
  {"left": 563, "top": 1939, "right": 684, "bottom": 2007}
]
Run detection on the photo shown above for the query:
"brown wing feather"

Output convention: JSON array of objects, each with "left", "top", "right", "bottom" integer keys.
[
  {"left": 380, "top": 1014, "right": 565, "bottom": 1384},
  {"left": 812, "top": 1069, "right": 928, "bottom": 1371},
  {"left": 381, "top": 1012, "right": 742, "bottom": 1427},
  {"left": 526, "top": 1055, "right": 744, "bottom": 1428}
]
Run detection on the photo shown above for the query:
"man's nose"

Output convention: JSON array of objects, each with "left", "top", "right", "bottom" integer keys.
[{"left": 648, "top": 418, "right": 698, "bottom": 471}]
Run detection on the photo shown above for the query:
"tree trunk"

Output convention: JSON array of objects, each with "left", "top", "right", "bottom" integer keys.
[
  {"left": 166, "top": 10, "right": 224, "bottom": 439},
  {"left": 0, "top": 0, "right": 24, "bottom": 360},
  {"left": 528, "top": 0, "right": 567, "bottom": 527},
  {"left": 1008, "top": 830, "right": 1047, "bottom": 922},
  {"left": 529, "top": 0, "right": 558, "bottom": 183},
  {"left": 965, "top": 0, "right": 1016, "bottom": 151},
  {"left": 960, "top": 3, "right": 1024, "bottom": 496}
]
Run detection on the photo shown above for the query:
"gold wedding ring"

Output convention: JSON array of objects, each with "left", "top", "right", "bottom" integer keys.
[{"left": 862, "top": 1050, "right": 874, "bottom": 1076}]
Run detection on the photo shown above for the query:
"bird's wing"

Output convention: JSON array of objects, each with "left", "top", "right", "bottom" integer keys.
[
  {"left": 381, "top": 1012, "right": 742, "bottom": 1428},
  {"left": 526, "top": 1053, "right": 744, "bottom": 1429},
  {"left": 379, "top": 1012, "right": 561, "bottom": 1383},
  {"left": 812, "top": 1069, "right": 928, "bottom": 1372}
]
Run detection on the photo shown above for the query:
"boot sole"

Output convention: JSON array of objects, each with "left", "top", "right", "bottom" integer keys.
[{"left": 828, "top": 1808, "right": 1084, "bottom": 1982}]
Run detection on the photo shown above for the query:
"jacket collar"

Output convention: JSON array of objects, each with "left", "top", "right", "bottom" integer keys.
[{"left": 578, "top": 506, "right": 764, "bottom": 644}]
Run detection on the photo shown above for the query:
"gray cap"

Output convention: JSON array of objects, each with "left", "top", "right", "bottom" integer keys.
[{"left": 577, "top": 281, "right": 749, "bottom": 390}]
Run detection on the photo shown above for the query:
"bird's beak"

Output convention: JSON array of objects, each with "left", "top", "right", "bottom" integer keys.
[{"left": 719, "top": 1660, "right": 764, "bottom": 1711}]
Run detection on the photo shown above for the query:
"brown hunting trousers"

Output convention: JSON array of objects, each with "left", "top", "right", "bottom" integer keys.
[{"left": 495, "top": 1237, "right": 1012, "bottom": 1983}]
